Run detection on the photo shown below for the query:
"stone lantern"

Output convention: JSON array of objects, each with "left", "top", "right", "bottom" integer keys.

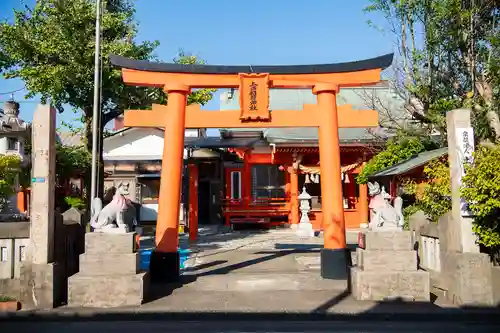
[
  {"left": 0, "top": 100, "right": 29, "bottom": 217},
  {"left": 296, "top": 186, "right": 314, "bottom": 238}
]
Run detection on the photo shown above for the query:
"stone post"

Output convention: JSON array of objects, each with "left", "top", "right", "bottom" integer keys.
[
  {"left": 442, "top": 109, "right": 496, "bottom": 306},
  {"left": 30, "top": 104, "right": 56, "bottom": 263},
  {"left": 445, "top": 109, "right": 479, "bottom": 253},
  {"left": 21, "top": 104, "right": 63, "bottom": 309}
]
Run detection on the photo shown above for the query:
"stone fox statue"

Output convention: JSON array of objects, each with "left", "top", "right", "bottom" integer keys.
[
  {"left": 90, "top": 182, "right": 137, "bottom": 231},
  {"left": 368, "top": 181, "right": 404, "bottom": 230}
]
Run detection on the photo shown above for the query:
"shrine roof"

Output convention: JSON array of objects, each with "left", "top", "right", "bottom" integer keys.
[
  {"left": 368, "top": 147, "right": 448, "bottom": 178},
  {"left": 57, "top": 131, "right": 84, "bottom": 146},
  {"left": 262, "top": 127, "right": 390, "bottom": 145},
  {"left": 183, "top": 136, "right": 267, "bottom": 148},
  {"left": 110, "top": 53, "right": 393, "bottom": 74},
  {"left": 220, "top": 83, "right": 404, "bottom": 144}
]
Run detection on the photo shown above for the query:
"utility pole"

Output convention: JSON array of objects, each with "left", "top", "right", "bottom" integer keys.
[{"left": 90, "top": 0, "right": 102, "bottom": 205}]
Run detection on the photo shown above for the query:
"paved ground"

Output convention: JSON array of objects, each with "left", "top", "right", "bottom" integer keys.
[
  {"left": 70, "top": 227, "right": 466, "bottom": 314},
  {"left": 3, "top": 226, "right": 499, "bottom": 330}
]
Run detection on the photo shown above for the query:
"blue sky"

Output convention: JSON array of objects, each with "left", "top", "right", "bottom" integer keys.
[{"left": 0, "top": 0, "right": 394, "bottom": 129}]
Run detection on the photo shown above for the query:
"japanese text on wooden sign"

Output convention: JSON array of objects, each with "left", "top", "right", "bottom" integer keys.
[{"left": 238, "top": 73, "right": 270, "bottom": 121}]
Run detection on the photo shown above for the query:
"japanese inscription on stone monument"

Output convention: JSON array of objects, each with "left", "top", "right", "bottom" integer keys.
[{"left": 456, "top": 127, "right": 475, "bottom": 217}]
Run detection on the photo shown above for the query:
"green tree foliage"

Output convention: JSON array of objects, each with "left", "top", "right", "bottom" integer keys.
[
  {"left": 22, "top": 135, "right": 91, "bottom": 185},
  {"left": 56, "top": 143, "right": 91, "bottom": 180},
  {"left": 0, "top": 0, "right": 215, "bottom": 200},
  {"left": 0, "top": 0, "right": 214, "bottom": 145},
  {"left": 0, "top": 154, "right": 21, "bottom": 210},
  {"left": 64, "top": 196, "right": 86, "bottom": 210},
  {"left": 363, "top": 2, "right": 500, "bottom": 256},
  {"left": 402, "top": 157, "right": 451, "bottom": 222},
  {"left": 357, "top": 136, "right": 437, "bottom": 183},
  {"left": 365, "top": 0, "right": 500, "bottom": 142},
  {"left": 462, "top": 145, "right": 500, "bottom": 254}
]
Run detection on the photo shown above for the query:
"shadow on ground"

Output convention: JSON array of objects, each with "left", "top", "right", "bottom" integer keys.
[
  {"left": 1, "top": 300, "right": 499, "bottom": 326},
  {"left": 146, "top": 243, "right": 323, "bottom": 302}
]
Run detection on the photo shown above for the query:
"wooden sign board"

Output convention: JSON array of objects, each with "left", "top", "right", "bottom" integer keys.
[{"left": 238, "top": 73, "right": 270, "bottom": 121}]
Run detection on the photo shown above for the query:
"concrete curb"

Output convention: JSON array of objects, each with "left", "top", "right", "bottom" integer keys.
[{"left": 1, "top": 308, "right": 499, "bottom": 323}]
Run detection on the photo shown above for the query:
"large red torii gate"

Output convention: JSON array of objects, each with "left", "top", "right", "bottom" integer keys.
[{"left": 110, "top": 53, "right": 393, "bottom": 283}]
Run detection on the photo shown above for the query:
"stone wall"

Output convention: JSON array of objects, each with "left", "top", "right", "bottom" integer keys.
[
  {"left": 0, "top": 222, "right": 30, "bottom": 279},
  {"left": 0, "top": 209, "right": 84, "bottom": 309},
  {"left": 415, "top": 212, "right": 500, "bottom": 306}
]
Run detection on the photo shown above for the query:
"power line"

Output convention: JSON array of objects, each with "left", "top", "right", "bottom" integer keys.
[
  {"left": 0, "top": 100, "right": 40, "bottom": 103},
  {"left": 0, "top": 87, "right": 26, "bottom": 95}
]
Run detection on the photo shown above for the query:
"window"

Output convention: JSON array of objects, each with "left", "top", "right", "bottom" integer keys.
[
  {"left": 252, "top": 165, "right": 285, "bottom": 199},
  {"left": 230, "top": 171, "right": 241, "bottom": 200},
  {"left": 19, "top": 246, "right": 26, "bottom": 261},
  {"left": 7, "top": 137, "right": 18, "bottom": 150},
  {"left": 0, "top": 247, "right": 8, "bottom": 262},
  {"left": 141, "top": 179, "right": 160, "bottom": 203}
]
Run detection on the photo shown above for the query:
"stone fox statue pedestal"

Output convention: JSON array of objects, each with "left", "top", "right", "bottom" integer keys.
[
  {"left": 68, "top": 232, "right": 148, "bottom": 307},
  {"left": 351, "top": 230, "right": 430, "bottom": 301}
]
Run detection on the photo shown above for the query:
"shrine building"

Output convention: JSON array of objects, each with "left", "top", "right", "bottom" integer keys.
[{"left": 184, "top": 82, "right": 403, "bottom": 230}]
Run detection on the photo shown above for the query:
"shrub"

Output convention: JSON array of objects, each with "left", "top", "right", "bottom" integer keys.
[
  {"left": 462, "top": 145, "right": 500, "bottom": 255},
  {"left": 0, "top": 295, "right": 16, "bottom": 302},
  {"left": 402, "top": 157, "right": 451, "bottom": 223},
  {"left": 0, "top": 154, "right": 21, "bottom": 211},
  {"left": 64, "top": 196, "right": 85, "bottom": 210}
]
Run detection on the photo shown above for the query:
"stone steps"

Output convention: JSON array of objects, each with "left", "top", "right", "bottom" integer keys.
[
  {"left": 177, "top": 272, "right": 348, "bottom": 292},
  {"left": 351, "top": 231, "right": 430, "bottom": 302},
  {"left": 69, "top": 232, "right": 147, "bottom": 308}
]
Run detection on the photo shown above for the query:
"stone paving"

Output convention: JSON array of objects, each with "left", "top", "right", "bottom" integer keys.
[
  {"left": 126, "top": 227, "right": 462, "bottom": 314},
  {"left": 7, "top": 226, "right": 493, "bottom": 317}
]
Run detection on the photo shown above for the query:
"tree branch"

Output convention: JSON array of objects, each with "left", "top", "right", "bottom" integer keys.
[{"left": 102, "top": 108, "right": 123, "bottom": 127}]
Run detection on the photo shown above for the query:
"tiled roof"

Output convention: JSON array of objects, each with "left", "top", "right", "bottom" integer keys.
[
  {"left": 56, "top": 131, "right": 84, "bottom": 146},
  {"left": 219, "top": 82, "right": 407, "bottom": 144}
]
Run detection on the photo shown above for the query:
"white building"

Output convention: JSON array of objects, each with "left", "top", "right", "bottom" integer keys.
[
  {"left": 0, "top": 101, "right": 29, "bottom": 214},
  {"left": 103, "top": 116, "right": 218, "bottom": 224}
]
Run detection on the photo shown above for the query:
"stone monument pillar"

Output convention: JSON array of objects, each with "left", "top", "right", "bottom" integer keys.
[
  {"left": 22, "top": 104, "right": 63, "bottom": 309},
  {"left": 437, "top": 109, "right": 496, "bottom": 305},
  {"left": 445, "top": 109, "right": 479, "bottom": 253}
]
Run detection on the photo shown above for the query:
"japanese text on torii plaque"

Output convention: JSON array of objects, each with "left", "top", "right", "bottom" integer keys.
[{"left": 239, "top": 73, "right": 270, "bottom": 121}]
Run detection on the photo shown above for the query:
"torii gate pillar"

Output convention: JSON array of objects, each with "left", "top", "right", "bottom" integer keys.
[
  {"left": 315, "top": 84, "right": 348, "bottom": 279},
  {"left": 149, "top": 84, "right": 189, "bottom": 283}
]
